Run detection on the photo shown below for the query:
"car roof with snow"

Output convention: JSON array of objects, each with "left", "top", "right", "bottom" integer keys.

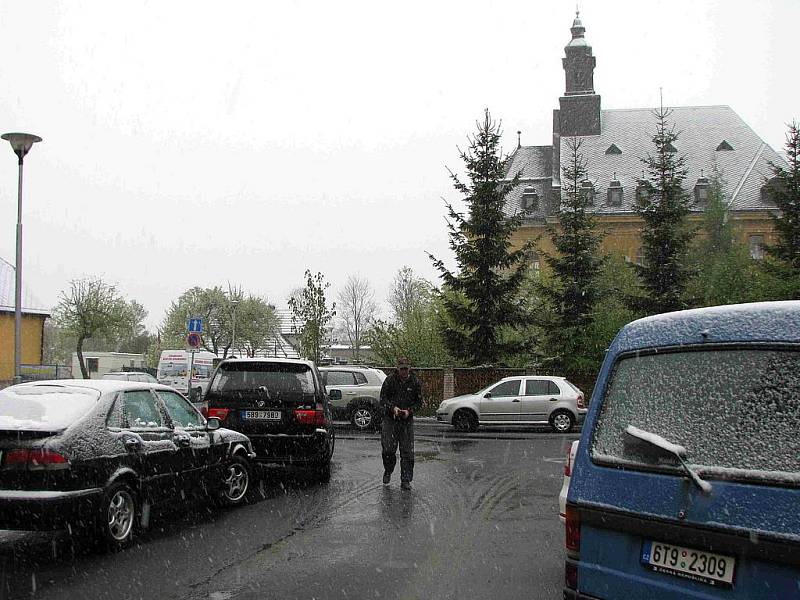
[
  {"left": 14, "top": 379, "right": 178, "bottom": 394},
  {"left": 611, "top": 301, "right": 800, "bottom": 353}
]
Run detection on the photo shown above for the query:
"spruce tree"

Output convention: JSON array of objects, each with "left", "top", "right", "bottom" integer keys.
[
  {"left": 633, "top": 107, "right": 693, "bottom": 314},
  {"left": 429, "top": 110, "right": 532, "bottom": 365},
  {"left": 764, "top": 122, "right": 800, "bottom": 296},
  {"left": 537, "top": 137, "right": 605, "bottom": 374}
]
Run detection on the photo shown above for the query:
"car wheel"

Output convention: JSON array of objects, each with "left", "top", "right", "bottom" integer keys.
[
  {"left": 100, "top": 482, "right": 137, "bottom": 551},
  {"left": 219, "top": 455, "right": 251, "bottom": 507},
  {"left": 453, "top": 409, "right": 478, "bottom": 432},
  {"left": 550, "top": 410, "right": 575, "bottom": 433},
  {"left": 350, "top": 403, "right": 376, "bottom": 431},
  {"left": 313, "top": 459, "right": 332, "bottom": 482}
]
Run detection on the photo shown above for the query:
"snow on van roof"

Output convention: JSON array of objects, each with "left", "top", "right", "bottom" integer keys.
[{"left": 612, "top": 301, "right": 800, "bottom": 353}]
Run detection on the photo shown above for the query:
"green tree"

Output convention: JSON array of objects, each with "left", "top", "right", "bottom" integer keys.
[
  {"left": 687, "top": 168, "right": 760, "bottom": 306},
  {"left": 537, "top": 137, "right": 605, "bottom": 376},
  {"left": 337, "top": 274, "right": 376, "bottom": 362},
  {"left": 429, "top": 109, "right": 533, "bottom": 365},
  {"left": 235, "top": 295, "right": 280, "bottom": 357},
  {"left": 367, "top": 267, "right": 451, "bottom": 367},
  {"left": 288, "top": 270, "right": 336, "bottom": 363},
  {"left": 633, "top": 107, "right": 694, "bottom": 314},
  {"left": 764, "top": 121, "right": 800, "bottom": 297},
  {"left": 53, "top": 277, "right": 144, "bottom": 378},
  {"left": 161, "top": 286, "right": 233, "bottom": 356}
]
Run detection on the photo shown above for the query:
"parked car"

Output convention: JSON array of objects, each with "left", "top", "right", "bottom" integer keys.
[
  {"left": 0, "top": 379, "right": 255, "bottom": 551},
  {"left": 205, "top": 358, "right": 335, "bottom": 479},
  {"left": 102, "top": 371, "right": 159, "bottom": 384},
  {"left": 319, "top": 366, "right": 386, "bottom": 430},
  {"left": 435, "top": 375, "right": 585, "bottom": 433},
  {"left": 565, "top": 301, "right": 800, "bottom": 599},
  {"left": 559, "top": 440, "right": 579, "bottom": 524}
]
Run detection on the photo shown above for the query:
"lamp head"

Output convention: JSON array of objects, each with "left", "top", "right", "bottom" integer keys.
[{"left": 1, "top": 133, "right": 42, "bottom": 162}]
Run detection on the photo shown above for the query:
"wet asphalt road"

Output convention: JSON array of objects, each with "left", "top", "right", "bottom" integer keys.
[{"left": 0, "top": 420, "right": 580, "bottom": 600}]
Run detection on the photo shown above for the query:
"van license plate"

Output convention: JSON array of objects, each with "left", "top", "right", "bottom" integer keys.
[
  {"left": 642, "top": 541, "right": 735, "bottom": 588},
  {"left": 242, "top": 410, "right": 281, "bottom": 420}
]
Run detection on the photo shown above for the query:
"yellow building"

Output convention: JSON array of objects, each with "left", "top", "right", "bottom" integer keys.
[
  {"left": 0, "top": 257, "right": 49, "bottom": 384},
  {"left": 504, "top": 14, "right": 783, "bottom": 264}
]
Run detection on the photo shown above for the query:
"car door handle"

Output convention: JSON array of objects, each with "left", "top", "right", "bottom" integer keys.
[
  {"left": 512, "top": 398, "right": 520, "bottom": 402},
  {"left": 549, "top": 397, "right": 558, "bottom": 402}
]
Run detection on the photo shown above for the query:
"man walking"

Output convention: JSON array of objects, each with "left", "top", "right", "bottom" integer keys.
[{"left": 380, "top": 357, "right": 423, "bottom": 490}]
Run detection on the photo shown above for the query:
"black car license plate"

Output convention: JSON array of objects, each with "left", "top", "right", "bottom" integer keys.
[{"left": 241, "top": 410, "right": 281, "bottom": 420}]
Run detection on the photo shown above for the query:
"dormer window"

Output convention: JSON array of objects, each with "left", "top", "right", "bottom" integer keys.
[
  {"left": 607, "top": 178, "right": 623, "bottom": 206},
  {"left": 635, "top": 183, "right": 649, "bottom": 204},
  {"left": 521, "top": 186, "right": 539, "bottom": 211},
  {"left": 605, "top": 143, "right": 622, "bottom": 155},
  {"left": 664, "top": 141, "right": 677, "bottom": 153},
  {"left": 716, "top": 140, "right": 734, "bottom": 151},
  {"left": 694, "top": 176, "right": 710, "bottom": 205},
  {"left": 579, "top": 181, "right": 595, "bottom": 205}
]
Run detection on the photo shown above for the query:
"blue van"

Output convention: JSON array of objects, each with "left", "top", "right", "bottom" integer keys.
[{"left": 565, "top": 302, "right": 800, "bottom": 599}]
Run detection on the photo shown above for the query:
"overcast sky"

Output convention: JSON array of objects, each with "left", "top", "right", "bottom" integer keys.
[{"left": 1, "top": 0, "right": 798, "bottom": 331}]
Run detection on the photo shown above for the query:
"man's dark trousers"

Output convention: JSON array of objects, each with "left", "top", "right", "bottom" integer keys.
[{"left": 381, "top": 417, "right": 414, "bottom": 483}]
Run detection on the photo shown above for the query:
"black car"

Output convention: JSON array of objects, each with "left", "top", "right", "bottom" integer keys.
[
  {"left": 0, "top": 380, "right": 255, "bottom": 550},
  {"left": 205, "top": 358, "right": 335, "bottom": 479}
]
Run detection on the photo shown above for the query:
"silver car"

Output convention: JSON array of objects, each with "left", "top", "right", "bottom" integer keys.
[
  {"left": 435, "top": 375, "right": 586, "bottom": 433},
  {"left": 319, "top": 366, "right": 386, "bottom": 431}
]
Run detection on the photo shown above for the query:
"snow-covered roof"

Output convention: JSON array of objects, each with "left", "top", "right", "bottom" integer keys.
[{"left": 0, "top": 256, "right": 50, "bottom": 315}]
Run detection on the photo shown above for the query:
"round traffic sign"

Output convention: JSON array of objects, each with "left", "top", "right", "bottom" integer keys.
[{"left": 186, "top": 332, "right": 202, "bottom": 349}]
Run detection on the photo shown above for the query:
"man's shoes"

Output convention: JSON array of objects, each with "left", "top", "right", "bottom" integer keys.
[
  {"left": 400, "top": 481, "right": 411, "bottom": 490},
  {"left": 383, "top": 472, "right": 391, "bottom": 485}
]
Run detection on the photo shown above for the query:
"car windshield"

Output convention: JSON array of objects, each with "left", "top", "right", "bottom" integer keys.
[
  {"left": 210, "top": 362, "right": 315, "bottom": 397},
  {"left": 0, "top": 385, "right": 100, "bottom": 431},
  {"left": 591, "top": 347, "right": 800, "bottom": 485}
]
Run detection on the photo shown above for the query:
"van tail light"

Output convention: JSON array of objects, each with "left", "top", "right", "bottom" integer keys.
[
  {"left": 207, "top": 408, "right": 230, "bottom": 421},
  {"left": 294, "top": 409, "right": 328, "bottom": 426},
  {"left": 565, "top": 505, "right": 581, "bottom": 554},
  {"left": 564, "top": 447, "right": 573, "bottom": 477},
  {"left": 2, "top": 449, "right": 69, "bottom": 470},
  {"left": 576, "top": 394, "right": 586, "bottom": 409}
]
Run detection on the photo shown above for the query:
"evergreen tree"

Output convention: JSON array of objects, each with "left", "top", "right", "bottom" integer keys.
[
  {"left": 687, "top": 168, "right": 757, "bottom": 306},
  {"left": 632, "top": 107, "right": 693, "bottom": 314},
  {"left": 536, "top": 137, "right": 605, "bottom": 375},
  {"left": 764, "top": 122, "right": 800, "bottom": 297},
  {"left": 429, "top": 110, "right": 532, "bottom": 365}
]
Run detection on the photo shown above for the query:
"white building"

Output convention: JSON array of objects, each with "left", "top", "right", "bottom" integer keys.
[{"left": 71, "top": 351, "right": 147, "bottom": 379}]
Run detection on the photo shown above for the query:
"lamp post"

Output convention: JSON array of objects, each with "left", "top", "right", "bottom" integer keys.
[
  {"left": 230, "top": 299, "right": 240, "bottom": 358},
  {"left": 2, "top": 133, "right": 42, "bottom": 384}
]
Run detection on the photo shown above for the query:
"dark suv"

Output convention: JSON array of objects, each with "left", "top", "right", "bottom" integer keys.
[{"left": 204, "top": 358, "right": 334, "bottom": 479}]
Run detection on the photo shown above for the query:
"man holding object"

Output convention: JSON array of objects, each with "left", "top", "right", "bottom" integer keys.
[{"left": 380, "top": 357, "right": 423, "bottom": 490}]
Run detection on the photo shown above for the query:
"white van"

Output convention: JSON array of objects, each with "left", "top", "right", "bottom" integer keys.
[{"left": 156, "top": 350, "right": 217, "bottom": 399}]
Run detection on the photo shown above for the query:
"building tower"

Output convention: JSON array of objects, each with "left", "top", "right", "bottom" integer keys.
[{"left": 558, "top": 11, "right": 601, "bottom": 136}]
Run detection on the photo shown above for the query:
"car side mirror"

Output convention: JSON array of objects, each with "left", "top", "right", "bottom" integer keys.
[
  {"left": 206, "top": 417, "right": 221, "bottom": 431},
  {"left": 329, "top": 389, "right": 342, "bottom": 400},
  {"left": 484, "top": 392, "right": 492, "bottom": 398}
]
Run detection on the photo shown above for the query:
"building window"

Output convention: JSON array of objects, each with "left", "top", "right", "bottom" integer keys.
[
  {"left": 605, "top": 143, "right": 622, "bottom": 155},
  {"left": 531, "top": 252, "right": 541, "bottom": 275},
  {"left": 635, "top": 247, "right": 646, "bottom": 267},
  {"left": 607, "top": 179, "right": 623, "bottom": 206},
  {"left": 580, "top": 181, "right": 595, "bottom": 205},
  {"left": 635, "top": 183, "right": 649, "bottom": 204},
  {"left": 749, "top": 235, "right": 765, "bottom": 260},
  {"left": 521, "top": 186, "right": 539, "bottom": 211},
  {"left": 87, "top": 358, "right": 99, "bottom": 373},
  {"left": 694, "top": 176, "right": 710, "bottom": 205},
  {"left": 664, "top": 141, "right": 678, "bottom": 153},
  {"left": 716, "top": 140, "right": 734, "bottom": 151}
]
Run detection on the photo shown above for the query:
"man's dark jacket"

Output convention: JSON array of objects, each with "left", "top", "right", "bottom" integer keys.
[{"left": 380, "top": 371, "right": 423, "bottom": 420}]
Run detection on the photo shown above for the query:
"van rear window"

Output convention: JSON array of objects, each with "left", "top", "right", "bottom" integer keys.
[{"left": 591, "top": 348, "right": 800, "bottom": 486}]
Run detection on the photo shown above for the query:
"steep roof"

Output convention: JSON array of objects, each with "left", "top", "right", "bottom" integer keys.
[
  {"left": 504, "top": 145, "right": 553, "bottom": 180},
  {"left": 0, "top": 257, "right": 50, "bottom": 315},
  {"left": 502, "top": 105, "right": 786, "bottom": 218}
]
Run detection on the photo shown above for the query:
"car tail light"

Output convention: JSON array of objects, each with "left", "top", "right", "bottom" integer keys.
[
  {"left": 28, "top": 449, "right": 69, "bottom": 470},
  {"left": 576, "top": 394, "right": 586, "bottom": 409},
  {"left": 564, "top": 446, "right": 573, "bottom": 477},
  {"left": 565, "top": 560, "right": 578, "bottom": 590},
  {"left": 200, "top": 406, "right": 209, "bottom": 418},
  {"left": 293, "top": 409, "right": 327, "bottom": 426},
  {"left": 2, "top": 449, "right": 69, "bottom": 470},
  {"left": 565, "top": 505, "right": 581, "bottom": 554},
  {"left": 207, "top": 408, "right": 230, "bottom": 421}
]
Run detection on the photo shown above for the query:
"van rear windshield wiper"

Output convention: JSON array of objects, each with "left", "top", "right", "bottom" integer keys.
[{"left": 625, "top": 425, "right": 712, "bottom": 494}]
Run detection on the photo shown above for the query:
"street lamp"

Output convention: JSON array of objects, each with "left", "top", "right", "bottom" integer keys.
[
  {"left": 2, "top": 132, "right": 42, "bottom": 384},
  {"left": 230, "top": 299, "right": 240, "bottom": 358}
]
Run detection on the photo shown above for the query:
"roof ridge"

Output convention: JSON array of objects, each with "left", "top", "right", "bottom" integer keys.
[
  {"left": 602, "top": 105, "right": 733, "bottom": 113},
  {"left": 0, "top": 256, "right": 13, "bottom": 269}
]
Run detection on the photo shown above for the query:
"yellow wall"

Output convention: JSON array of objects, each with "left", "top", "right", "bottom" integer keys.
[
  {"left": 0, "top": 313, "right": 47, "bottom": 381},
  {"left": 512, "top": 211, "right": 777, "bottom": 266}
]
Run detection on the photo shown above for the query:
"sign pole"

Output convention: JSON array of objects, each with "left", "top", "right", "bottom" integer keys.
[{"left": 187, "top": 349, "right": 196, "bottom": 398}]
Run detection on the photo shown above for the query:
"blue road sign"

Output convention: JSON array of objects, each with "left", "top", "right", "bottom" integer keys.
[{"left": 188, "top": 318, "right": 203, "bottom": 333}]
